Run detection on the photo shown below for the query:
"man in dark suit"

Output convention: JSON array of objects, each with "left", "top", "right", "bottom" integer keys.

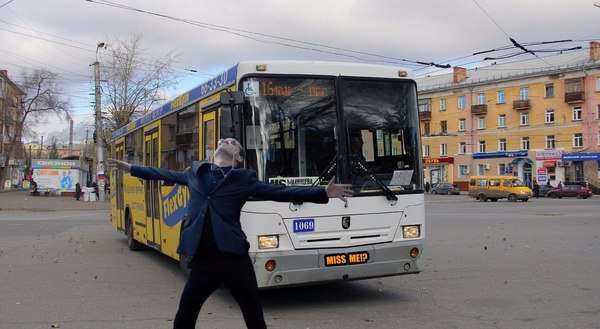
[{"left": 108, "top": 138, "right": 353, "bottom": 329}]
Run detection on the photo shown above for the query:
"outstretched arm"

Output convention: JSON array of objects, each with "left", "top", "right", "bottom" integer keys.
[
  {"left": 325, "top": 175, "right": 353, "bottom": 201},
  {"left": 107, "top": 159, "right": 131, "bottom": 173},
  {"left": 107, "top": 158, "right": 188, "bottom": 185}
]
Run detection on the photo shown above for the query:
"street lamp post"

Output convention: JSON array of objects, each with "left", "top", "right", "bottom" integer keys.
[{"left": 93, "top": 42, "right": 105, "bottom": 202}]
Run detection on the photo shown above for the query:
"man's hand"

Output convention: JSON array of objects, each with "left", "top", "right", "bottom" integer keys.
[
  {"left": 325, "top": 176, "right": 353, "bottom": 201},
  {"left": 107, "top": 159, "right": 132, "bottom": 173}
]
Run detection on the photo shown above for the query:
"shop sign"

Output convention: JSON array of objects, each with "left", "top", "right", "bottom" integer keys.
[
  {"left": 536, "top": 150, "right": 563, "bottom": 160},
  {"left": 562, "top": 153, "right": 600, "bottom": 161},
  {"left": 537, "top": 168, "right": 547, "bottom": 184},
  {"left": 423, "top": 157, "right": 454, "bottom": 164},
  {"left": 542, "top": 161, "right": 556, "bottom": 168}
]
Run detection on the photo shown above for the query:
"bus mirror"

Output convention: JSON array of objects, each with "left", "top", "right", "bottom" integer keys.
[{"left": 220, "top": 91, "right": 244, "bottom": 105}]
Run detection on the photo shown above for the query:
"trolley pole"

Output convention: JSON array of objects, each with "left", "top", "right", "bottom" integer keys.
[{"left": 93, "top": 42, "right": 105, "bottom": 202}]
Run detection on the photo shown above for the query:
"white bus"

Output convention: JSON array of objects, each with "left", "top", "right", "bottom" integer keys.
[{"left": 109, "top": 60, "right": 424, "bottom": 288}]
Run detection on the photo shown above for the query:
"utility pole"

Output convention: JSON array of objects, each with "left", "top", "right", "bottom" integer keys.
[
  {"left": 68, "top": 119, "right": 73, "bottom": 156},
  {"left": 93, "top": 42, "right": 106, "bottom": 202}
]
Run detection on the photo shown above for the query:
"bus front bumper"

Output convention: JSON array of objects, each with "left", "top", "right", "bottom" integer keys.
[{"left": 251, "top": 241, "right": 423, "bottom": 289}]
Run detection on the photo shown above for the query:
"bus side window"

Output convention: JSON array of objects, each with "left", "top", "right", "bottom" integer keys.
[
  {"left": 478, "top": 179, "right": 487, "bottom": 186},
  {"left": 503, "top": 180, "right": 511, "bottom": 187}
]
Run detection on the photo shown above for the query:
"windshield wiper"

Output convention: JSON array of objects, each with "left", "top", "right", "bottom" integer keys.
[
  {"left": 311, "top": 154, "right": 341, "bottom": 187},
  {"left": 350, "top": 154, "right": 398, "bottom": 201}
]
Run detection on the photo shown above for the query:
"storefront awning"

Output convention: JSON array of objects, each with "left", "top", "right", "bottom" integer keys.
[{"left": 511, "top": 157, "right": 533, "bottom": 165}]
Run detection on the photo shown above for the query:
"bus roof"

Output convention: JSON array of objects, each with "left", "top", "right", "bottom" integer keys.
[
  {"left": 237, "top": 60, "right": 413, "bottom": 79},
  {"left": 110, "top": 60, "right": 413, "bottom": 142}
]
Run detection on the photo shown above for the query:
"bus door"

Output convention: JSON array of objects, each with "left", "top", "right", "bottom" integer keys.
[
  {"left": 144, "top": 129, "right": 161, "bottom": 250},
  {"left": 113, "top": 142, "right": 126, "bottom": 232},
  {"left": 201, "top": 110, "right": 217, "bottom": 159}
]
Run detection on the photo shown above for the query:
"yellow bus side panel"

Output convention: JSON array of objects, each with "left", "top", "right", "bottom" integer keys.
[
  {"left": 123, "top": 173, "right": 148, "bottom": 245},
  {"left": 158, "top": 184, "right": 189, "bottom": 259}
]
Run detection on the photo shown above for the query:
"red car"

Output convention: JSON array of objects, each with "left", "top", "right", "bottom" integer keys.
[{"left": 547, "top": 185, "right": 593, "bottom": 199}]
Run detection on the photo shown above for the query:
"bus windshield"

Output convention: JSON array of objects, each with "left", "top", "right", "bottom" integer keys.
[
  {"left": 341, "top": 78, "right": 421, "bottom": 194},
  {"left": 242, "top": 76, "right": 421, "bottom": 194}
]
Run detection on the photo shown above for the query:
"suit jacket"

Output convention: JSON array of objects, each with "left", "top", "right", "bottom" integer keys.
[{"left": 130, "top": 161, "right": 329, "bottom": 256}]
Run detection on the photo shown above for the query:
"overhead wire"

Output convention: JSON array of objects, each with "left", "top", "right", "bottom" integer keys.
[{"left": 85, "top": 0, "right": 450, "bottom": 69}]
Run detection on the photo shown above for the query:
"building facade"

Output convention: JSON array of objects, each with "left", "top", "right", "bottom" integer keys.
[
  {"left": 417, "top": 42, "right": 600, "bottom": 192},
  {"left": 0, "top": 70, "right": 25, "bottom": 188}
]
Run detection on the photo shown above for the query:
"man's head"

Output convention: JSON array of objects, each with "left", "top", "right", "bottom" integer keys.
[{"left": 215, "top": 138, "right": 245, "bottom": 167}]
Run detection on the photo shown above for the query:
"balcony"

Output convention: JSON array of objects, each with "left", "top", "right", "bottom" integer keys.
[
  {"left": 513, "top": 99, "right": 531, "bottom": 110},
  {"left": 471, "top": 104, "right": 488, "bottom": 115},
  {"left": 419, "top": 111, "right": 432, "bottom": 120},
  {"left": 564, "top": 92, "right": 585, "bottom": 104}
]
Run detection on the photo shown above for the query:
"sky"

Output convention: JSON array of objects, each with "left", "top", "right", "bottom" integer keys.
[{"left": 1, "top": 0, "right": 599, "bottom": 145}]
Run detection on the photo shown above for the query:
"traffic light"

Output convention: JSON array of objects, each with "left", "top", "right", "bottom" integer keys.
[{"left": 93, "top": 130, "right": 97, "bottom": 143}]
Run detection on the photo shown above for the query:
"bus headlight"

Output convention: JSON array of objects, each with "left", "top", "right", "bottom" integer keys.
[
  {"left": 402, "top": 225, "right": 421, "bottom": 238},
  {"left": 258, "top": 235, "right": 279, "bottom": 249}
]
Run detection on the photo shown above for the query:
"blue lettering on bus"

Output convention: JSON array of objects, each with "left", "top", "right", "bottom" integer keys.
[
  {"left": 110, "top": 65, "right": 238, "bottom": 141},
  {"left": 161, "top": 184, "right": 190, "bottom": 227}
]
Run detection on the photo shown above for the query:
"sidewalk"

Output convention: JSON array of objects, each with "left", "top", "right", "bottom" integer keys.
[{"left": 0, "top": 189, "right": 110, "bottom": 211}]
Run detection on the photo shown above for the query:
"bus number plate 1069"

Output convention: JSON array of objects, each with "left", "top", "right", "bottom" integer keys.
[{"left": 293, "top": 219, "right": 315, "bottom": 233}]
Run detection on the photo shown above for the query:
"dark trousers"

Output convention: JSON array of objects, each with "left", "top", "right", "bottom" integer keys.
[{"left": 173, "top": 253, "right": 266, "bottom": 329}]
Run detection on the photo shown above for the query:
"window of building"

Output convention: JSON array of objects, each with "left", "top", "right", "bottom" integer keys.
[
  {"left": 477, "top": 164, "right": 486, "bottom": 175},
  {"left": 545, "top": 135, "right": 555, "bottom": 149},
  {"left": 458, "top": 164, "right": 470, "bottom": 177},
  {"left": 497, "top": 90, "right": 505, "bottom": 104},
  {"left": 498, "top": 138, "right": 506, "bottom": 151},
  {"left": 545, "top": 83, "right": 554, "bottom": 98},
  {"left": 458, "top": 95, "right": 466, "bottom": 109},
  {"left": 418, "top": 98, "right": 432, "bottom": 113},
  {"left": 440, "top": 98, "right": 447, "bottom": 111},
  {"left": 565, "top": 78, "right": 582, "bottom": 93},
  {"left": 519, "top": 87, "right": 529, "bottom": 100},
  {"left": 597, "top": 77, "right": 600, "bottom": 92},
  {"left": 573, "top": 133, "right": 583, "bottom": 148},
  {"left": 459, "top": 142, "right": 467, "bottom": 154},
  {"left": 458, "top": 119, "right": 466, "bottom": 132},
  {"left": 572, "top": 106, "right": 582, "bottom": 121},
  {"left": 478, "top": 140, "right": 486, "bottom": 153},
  {"left": 499, "top": 163, "right": 506, "bottom": 175},
  {"left": 498, "top": 114, "right": 506, "bottom": 128},
  {"left": 423, "top": 122, "right": 430, "bottom": 135},
  {"left": 440, "top": 143, "right": 448, "bottom": 156},
  {"left": 423, "top": 144, "right": 430, "bottom": 157},
  {"left": 440, "top": 121, "right": 447, "bottom": 134},
  {"left": 477, "top": 116, "right": 485, "bottom": 129},
  {"left": 477, "top": 93, "right": 485, "bottom": 105},
  {"left": 545, "top": 109, "right": 555, "bottom": 124},
  {"left": 520, "top": 112, "right": 529, "bottom": 126},
  {"left": 521, "top": 137, "right": 529, "bottom": 150}
]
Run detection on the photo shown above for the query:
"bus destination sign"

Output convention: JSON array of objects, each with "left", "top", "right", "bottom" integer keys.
[{"left": 260, "top": 81, "right": 330, "bottom": 98}]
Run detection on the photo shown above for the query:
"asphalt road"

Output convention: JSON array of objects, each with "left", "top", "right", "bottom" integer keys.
[{"left": 0, "top": 194, "right": 598, "bottom": 329}]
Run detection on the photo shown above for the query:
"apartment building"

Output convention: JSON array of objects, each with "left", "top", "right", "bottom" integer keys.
[
  {"left": 417, "top": 42, "right": 600, "bottom": 191},
  {"left": 0, "top": 69, "right": 25, "bottom": 187}
]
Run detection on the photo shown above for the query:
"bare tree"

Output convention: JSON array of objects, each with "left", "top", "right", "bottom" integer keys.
[
  {"left": 0, "top": 69, "right": 71, "bottom": 190},
  {"left": 101, "top": 33, "right": 179, "bottom": 136}
]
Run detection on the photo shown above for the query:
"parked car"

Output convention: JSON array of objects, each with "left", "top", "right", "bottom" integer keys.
[
  {"left": 547, "top": 185, "right": 593, "bottom": 199},
  {"left": 538, "top": 185, "right": 554, "bottom": 197},
  {"left": 431, "top": 182, "right": 461, "bottom": 195}
]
